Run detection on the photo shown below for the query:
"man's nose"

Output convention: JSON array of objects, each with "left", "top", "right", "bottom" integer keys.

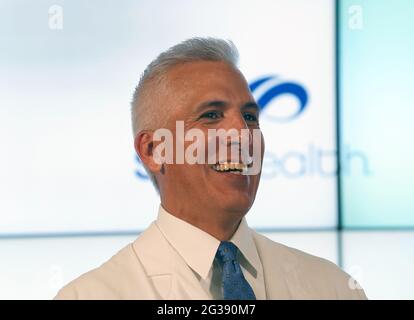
[
  {"left": 221, "top": 112, "right": 253, "bottom": 153},
  {"left": 222, "top": 111, "right": 249, "bottom": 132}
]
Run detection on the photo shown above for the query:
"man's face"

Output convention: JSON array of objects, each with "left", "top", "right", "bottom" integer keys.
[{"left": 159, "top": 61, "right": 264, "bottom": 221}]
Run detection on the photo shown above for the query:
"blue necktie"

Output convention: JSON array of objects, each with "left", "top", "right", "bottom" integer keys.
[{"left": 215, "top": 241, "right": 256, "bottom": 300}]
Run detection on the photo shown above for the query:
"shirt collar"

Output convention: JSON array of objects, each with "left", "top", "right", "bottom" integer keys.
[
  {"left": 229, "top": 216, "right": 262, "bottom": 277},
  {"left": 155, "top": 204, "right": 261, "bottom": 280}
]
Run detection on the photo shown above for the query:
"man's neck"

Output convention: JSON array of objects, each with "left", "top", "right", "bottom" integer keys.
[{"left": 160, "top": 202, "right": 243, "bottom": 241}]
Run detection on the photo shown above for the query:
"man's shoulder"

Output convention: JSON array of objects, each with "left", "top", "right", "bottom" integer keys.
[
  {"left": 54, "top": 243, "right": 141, "bottom": 299},
  {"left": 54, "top": 223, "right": 164, "bottom": 300},
  {"left": 252, "top": 230, "right": 338, "bottom": 270},
  {"left": 251, "top": 230, "right": 367, "bottom": 299}
]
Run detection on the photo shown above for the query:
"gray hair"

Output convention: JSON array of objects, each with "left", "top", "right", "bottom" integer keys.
[{"left": 131, "top": 37, "right": 240, "bottom": 192}]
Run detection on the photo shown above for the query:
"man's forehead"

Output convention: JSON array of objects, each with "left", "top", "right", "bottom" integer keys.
[
  {"left": 155, "top": 61, "right": 254, "bottom": 124},
  {"left": 166, "top": 60, "right": 243, "bottom": 84},
  {"left": 165, "top": 61, "right": 251, "bottom": 100}
]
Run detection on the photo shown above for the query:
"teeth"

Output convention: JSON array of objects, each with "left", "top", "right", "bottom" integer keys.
[{"left": 212, "top": 162, "right": 248, "bottom": 172}]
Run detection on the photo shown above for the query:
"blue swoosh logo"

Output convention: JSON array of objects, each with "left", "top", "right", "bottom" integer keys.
[{"left": 249, "top": 75, "right": 308, "bottom": 122}]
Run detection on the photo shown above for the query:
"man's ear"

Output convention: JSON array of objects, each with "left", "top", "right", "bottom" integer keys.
[{"left": 134, "top": 130, "right": 162, "bottom": 174}]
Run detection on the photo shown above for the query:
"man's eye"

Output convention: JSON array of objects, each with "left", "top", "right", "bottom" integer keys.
[
  {"left": 243, "top": 113, "right": 258, "bottom": 122},
  {"left": 200, "top": 111, "right": 222, "bottom": 120}
]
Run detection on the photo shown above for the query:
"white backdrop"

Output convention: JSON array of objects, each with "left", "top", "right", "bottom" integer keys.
[
  {"left": 0, "top": 0, "right": 336, "bottom": 234},
  {"left": 2, "top": 0, "right": 412, "bottom": 301}
]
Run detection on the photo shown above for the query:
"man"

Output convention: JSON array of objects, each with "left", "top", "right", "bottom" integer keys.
[{"left": 55, "top": 37, "right": 367, "bottom": 300}]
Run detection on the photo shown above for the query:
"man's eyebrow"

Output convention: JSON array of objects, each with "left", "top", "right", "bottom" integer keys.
[
  {"left": 241, "top": 101, "right": 260, "bottom": 112},
  {"left": 195, "top": 100, "right": 228, "bottom": 113},
  {"left": 194, "top": 100, "right": 260, "bottom": 114}
]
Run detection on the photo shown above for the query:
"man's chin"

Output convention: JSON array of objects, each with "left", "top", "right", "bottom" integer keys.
[
  {"left": 205, "top": 184, "right": 255, "bottom": 213},
  {"left": 217, "top": 196, "right": 253, "bottom": 215}
]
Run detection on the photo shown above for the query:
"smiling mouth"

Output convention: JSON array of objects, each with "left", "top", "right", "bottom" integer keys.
[{"left": 210, "top": 161, "right": 252, "bottom": 174}]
